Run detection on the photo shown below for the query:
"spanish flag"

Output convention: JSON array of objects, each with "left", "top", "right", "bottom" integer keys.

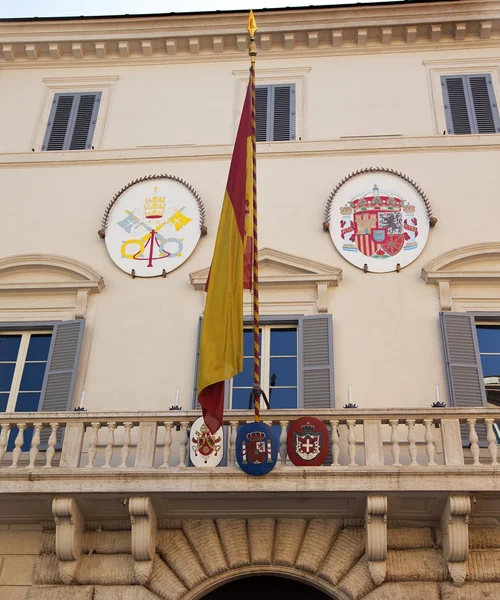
[{"left": 197, "top": 81, "right": 253, "bottom": 434}]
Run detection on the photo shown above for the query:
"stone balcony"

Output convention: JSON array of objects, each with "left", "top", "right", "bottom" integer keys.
[{"left": 0, "top": 407, "right": 499, "bottom": 525}]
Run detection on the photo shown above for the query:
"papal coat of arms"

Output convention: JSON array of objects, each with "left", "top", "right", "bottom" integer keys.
[
  {"left": 189, "top": 416, "right": 223, "bottom": 467},
  {"left": 236, "top": 422, "right": 278, "bottom": 476},
  {"left": 101, "top": 175, "right": 205, "bottom": 277},
  {"left": 326, "top": 169, "right": 434, "bottom": 273},
  {"left": 287, "top": 417, "right": 329, "bottom": 466}
]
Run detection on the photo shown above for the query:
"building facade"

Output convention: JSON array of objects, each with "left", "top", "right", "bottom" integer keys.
[{"left": 0, "top": 0, "right": 500, "bottom": 598}]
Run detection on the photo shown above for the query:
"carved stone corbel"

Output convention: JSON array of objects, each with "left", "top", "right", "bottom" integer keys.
[
  {"left": 129, "top": 496, "right": 157, "bottom": 585},
  {"left": 365, "top": 495, "right": 388, "bottom": 586},
  {"left": 52, "top": 497, "right": 84, "bottom": 584},
  {"left": 441, "top": 495, "right": 470, "bottom": 586}
]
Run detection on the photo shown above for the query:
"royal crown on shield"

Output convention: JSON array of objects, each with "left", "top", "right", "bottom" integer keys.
[
  {"left": 144, "top": 193, "right": 166, "bottom": 219},
  {"left": 300, "top": 423, "right": 315, "bottom": 435},
  {"left": 350, "top": 185, "right": 403, "bottom": 211},
  {"left": 246, "top": 431, "right": 266, "bottom": 442}
]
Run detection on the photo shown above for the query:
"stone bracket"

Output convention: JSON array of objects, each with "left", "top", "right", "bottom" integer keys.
[
  {"left": 129, "top": 496, "right": 157, "bottom": 585},
  {"left": 52, "top": 497, "right": 84, "bottom": 585},
  {"left": 441, "top": 495, "right": 471, "bottom": 586},
  {"left": 365, "top": 495, "right": 387, "bottom": 586}
]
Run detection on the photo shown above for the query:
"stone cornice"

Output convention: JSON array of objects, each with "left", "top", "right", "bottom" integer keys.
[
  {"left": 0, "top": 135, "right": 499, "bottom": 168},
  {"left": 0, "top": 1, "right": 499, "bottom": 65}
]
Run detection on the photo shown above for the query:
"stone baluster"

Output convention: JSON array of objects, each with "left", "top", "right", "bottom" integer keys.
[
  {"left": 9, "top": 424, "right": 27, "bottom": 468},
  {"left": 279, "top": 421, "right": 289, "bottom": 466},
  {"left": 43, "top": 423, "right": 60, "bottom": 468},
  {"left": 27, "top": 423, "right": 43, "bottom": 469},
  {"left": 264, "top": 420, "right": 273, "bottom": 429},
  {"left": 389, "top": 420, "right": 401, "bottom": 466},
  {"left": 119, "top": 422, "right": 133, "bottom": 468},
  {"left": 85, "top": 422, "right": 101, "bottom": 469},
  {"left": 178, "top": 422, "right": 189, "bottom": 467},
  {"left": 347, "top": 420, "right": 357, "bottom": 466},
  {"left": 467, "top": 419, "right": 480, "bottom": 466},
  {"left": 102, "top": 422, "right": 116, "bottom": 468},
  {"left": 0, "top": 424, "right": 11, "bottom": 465},
  {"left": 485, "top": 419, "right": 498, "bottom": 466},
  {"left": 406, "top": 420, "right": 418, "bottom": 466},
  {"left": 160, "top": 422, "right": 173, "bottom": 468},
  {"left": 424, "top": 419, "right": 437, "bottom": 466},
  {"left": 229, "top": 421, "right": 239, "bottom": 467},
  {"left": 330, "top": 420, "right": 340, "bottom": 466}
]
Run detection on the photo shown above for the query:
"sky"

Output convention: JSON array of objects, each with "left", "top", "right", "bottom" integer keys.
[{"left": 0, "top": 0, "right": 395, "bottom": 19}]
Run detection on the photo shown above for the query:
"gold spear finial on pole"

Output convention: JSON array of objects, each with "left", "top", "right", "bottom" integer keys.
[{"left": 247, "top": 9, "right": 258, "bottom": 38}]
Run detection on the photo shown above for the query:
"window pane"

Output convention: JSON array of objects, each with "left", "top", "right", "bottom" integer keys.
[
  {"left": 243, "top": 329, "right": 261, "bottom": 357},
  {"left": 233, "top": 358, "right": 254, "bottom": 387},
  {"left": 0, "top": 335, "right": 21, "bottom": 361},
  {"left": 270, "top": 357, "right": 297, "bottom": 387},
  {"left": 477, "top": 326, "right": 500, "bottom": 354},
  {"left": 19, "top": 363, "right": 47, "bottom": 391},
  {"left": 481, "top": 355, "right": 500, "bottom": 378},
  {"left": 271, "top": 328, "right": 297, "bottom": 356},
  {"left": 269, "top": 387, "right": 297, "bottom": 409},
  {"left": 0, "top": 364, "right": 16, "bottom": 392},
  {"left": 15, "top": 392, "right": 41, "bottom": 412},
  {"left": 232, "top": 388, "right": 251, "bottom": 410},
  {"left": 0, "top": 393, "right": 8, "bottom": 411},
  {"left": 26, "top": 334, "right": 52, "bottom": 361}
]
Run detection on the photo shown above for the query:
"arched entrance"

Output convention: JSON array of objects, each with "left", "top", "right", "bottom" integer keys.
[{"left": 202, "top": 575, "right": 332, "bottom": 599}]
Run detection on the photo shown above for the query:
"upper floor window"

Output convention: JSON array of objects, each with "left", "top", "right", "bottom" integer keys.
[
  {"left": 441, "top": 74, "right": 500, "bottom": 135},
  {"left": 256, "top": 84, "right": 296, "bottom": 142},
  {"left": 41, "top": 92, "right": 101, "bottom": 151},
  {"left": 476, "top": 324, "right": 500, "bottom": 407}
]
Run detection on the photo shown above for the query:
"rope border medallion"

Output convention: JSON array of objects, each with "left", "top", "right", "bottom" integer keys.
[
  {"left": 98, "top": 173, "right": 207, "bottom": 239},
  {"left": 323, "top": 167, "right": 437, "bottom": 232}
]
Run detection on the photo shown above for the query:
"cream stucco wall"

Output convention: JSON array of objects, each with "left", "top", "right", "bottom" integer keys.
[{"left": 0, "top": 7, "right": 499, "bottom": 414}]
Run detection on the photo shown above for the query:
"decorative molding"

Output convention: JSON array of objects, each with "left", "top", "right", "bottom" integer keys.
[
  {"left": 365, "top": 495, "right": 387, "bottom": 586},
  {"left": 441, "top": 495, "right": 471, "bottom": 587},
  {"left": 438, "top": 280, "right": 452, "bottom": 312},
  {"left": 129, "top": 496, "right": 157, "bottom": 585},
  {"left": 52, "top": 497, "right": 84, "bottom": 584}
]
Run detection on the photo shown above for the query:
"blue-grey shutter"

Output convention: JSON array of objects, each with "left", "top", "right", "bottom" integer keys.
[
  {"left": 468, "top": 75, "right": 500, "bottom": 134},
  {"left": 441, "top": 75, "right": 499, "bottom": 135},
  {"left": 69, "top": 93, "right": 101, "bottom": 149},
  {"left": 298, "top": 314, "right": 334, "bottom": 409},
  {"left": 272, "top": 84, "right": 296, "bottom": 141},
  {"left": 42, "top": 92, "right": 100, "bottom": 151},
  {"left": 39, "top": 319, "right": 85, "bottom": 413},
  {"left": 440, "top": 312, "right": 487, "bottom": 446},
  {"left": 256, "top": 86, "right": 269, "bottom": 142},
  {"left": 441, "top": 76, "right": 473, "bottom": 135}
]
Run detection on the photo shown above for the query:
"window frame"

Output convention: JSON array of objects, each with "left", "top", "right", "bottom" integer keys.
[
  {"left": 424, "top": 59, "right": 500, "bottom": 135},
  {"left": 0, "top": 329, "right": 52, "bottom": 413}
]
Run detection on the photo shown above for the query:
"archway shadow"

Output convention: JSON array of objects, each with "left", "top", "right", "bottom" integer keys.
[{"left": 202, "top": 574, "right": 332, "bottom": 599}]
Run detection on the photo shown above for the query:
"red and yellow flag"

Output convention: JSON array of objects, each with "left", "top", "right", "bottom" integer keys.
[{"left": 197, "top": 82, "right": 253, "bottom": 433}]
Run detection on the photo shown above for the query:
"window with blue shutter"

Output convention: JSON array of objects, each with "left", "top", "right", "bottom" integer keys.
[
  {"left": 441, "top": 74, "right": 500, "bottom": 135},
  {"left": 255, "top": 84, "right": 296, "bottom": 142},
  {"left": 42, "top": 92, "right": 101, "bottom": 151}
]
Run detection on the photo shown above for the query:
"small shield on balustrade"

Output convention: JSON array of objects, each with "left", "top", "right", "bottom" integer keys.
[
  {"left": 189, "top": 416, "right": 224, "bottom": 467},
  {"left": 287, "top": 417, "right": 329, "bottom": 466},
  {"left": 236, "top": 422, "right": 278, "bottom": 476}
]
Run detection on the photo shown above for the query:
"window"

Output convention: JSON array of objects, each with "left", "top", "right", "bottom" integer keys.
[
  {"left": 194, "top": 314, "right": 334, "bottom": 411},
  {"left": 232, "top": 326, "right": 298, "bottom": 409},
  {"left": 41, "top": 92, "right": 101, "bottom": 151},
  {"left": 256, "top": 84, "right": 296, "bottom": 142},
  {"left": 441, "top": 74, "right": 500, "bottom": 135},
  {"left": 0, "top": 320, "right": 85, "bottom": 451},
  {"left": 476, "top": 324, "right": 500, "bottom": 407}
]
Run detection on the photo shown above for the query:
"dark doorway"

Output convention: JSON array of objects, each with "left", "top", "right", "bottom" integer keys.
[{"left": 202, "top": 575, "right": 332, "bottom": 599}]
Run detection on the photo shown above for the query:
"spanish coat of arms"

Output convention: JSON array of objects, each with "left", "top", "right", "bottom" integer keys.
[
  {"left": 189, "top": 416, "right": 223, "bottom": 467},
  {"left": 287, "top": 417, "right": 329, "bottom": 466},
  {"left": 326, "top": 170, "right": 432, "bottom": 273},
  {"left": 236, "top": 422, "right": 278, "bottom": 476}
]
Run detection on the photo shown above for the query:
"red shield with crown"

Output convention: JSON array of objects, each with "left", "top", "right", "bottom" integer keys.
[
  {"left": 287, "top": 417, "right": 329, "bottom": 467},
  {"left": 246, "top": 431, "right": 269, "bottom": 464}
]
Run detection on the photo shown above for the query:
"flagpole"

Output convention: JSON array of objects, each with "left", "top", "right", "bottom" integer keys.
[{"left": 247, "top": 10, "right": 261, "bottom": 423}]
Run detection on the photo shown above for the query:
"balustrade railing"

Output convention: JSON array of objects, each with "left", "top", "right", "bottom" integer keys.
[{"left": 0, "top": 408, "right": 498, "bottom": 471}]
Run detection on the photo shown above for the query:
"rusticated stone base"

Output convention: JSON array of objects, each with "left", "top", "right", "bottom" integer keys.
[{"left": 23, "top": 520, "right": 500, "bottom": 600}]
